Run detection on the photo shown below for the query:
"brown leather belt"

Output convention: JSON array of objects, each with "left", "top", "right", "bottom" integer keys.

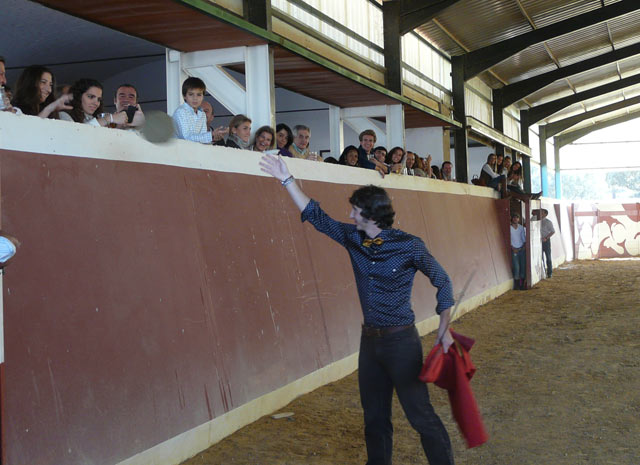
[{"left": 361, "top": 324, "right": 414, "bottom": 337}]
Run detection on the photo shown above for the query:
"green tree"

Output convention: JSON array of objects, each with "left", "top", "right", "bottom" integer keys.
[
  {"left": 605, "top": 170, "right": 640, "bottom": 198},
  {"left": 561, "top": 172, "right": 598, "bottom": 200}
]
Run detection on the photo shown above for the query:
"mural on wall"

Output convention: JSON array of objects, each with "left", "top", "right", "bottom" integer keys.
[{"left": 574, "top": 203, "right": 640, "bottom": 259}]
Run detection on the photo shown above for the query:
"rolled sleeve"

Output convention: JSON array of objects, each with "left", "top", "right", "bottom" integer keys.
[{"left": 413, "top": 238, "right": 454, "bottom": 313}]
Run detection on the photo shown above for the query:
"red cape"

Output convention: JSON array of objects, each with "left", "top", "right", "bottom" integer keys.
[{"left": 419, "top": 331, "right": 488, "bottom": 448}]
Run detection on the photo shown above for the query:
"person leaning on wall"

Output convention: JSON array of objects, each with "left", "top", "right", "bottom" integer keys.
[{"left": 0, "top": 231, "right": 20, "bottom": 273}]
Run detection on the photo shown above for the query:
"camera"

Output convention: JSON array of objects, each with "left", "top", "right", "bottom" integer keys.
[{"left": 125, "top": 105, "right": 137, "bottom": 123}]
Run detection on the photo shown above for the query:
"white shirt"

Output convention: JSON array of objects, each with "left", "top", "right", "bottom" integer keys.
[
  {"left": 0, "top": 237, "right": 16, "bottom": 263},
  {"left": 541, "top": 218, "right": 555, "bottom": 239},
  {"left": 510, "top": 224, "right": 526, "bottom": 249},
  {"left": 172, "top": 102, "right": 212, "bottom": 144},
  {"left": 59, "top": 111, "right": 100, "bottom": 127},
  {"left": 482, "top": 163, "right": 499, "bottom": 179}
]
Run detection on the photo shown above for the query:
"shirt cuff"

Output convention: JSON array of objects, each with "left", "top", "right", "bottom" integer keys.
[{"left": 300, "top": 199, "right": 318, "bottom": 223}]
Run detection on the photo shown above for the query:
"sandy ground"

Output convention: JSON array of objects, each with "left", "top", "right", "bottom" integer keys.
[{"left": 181, "top": 260, "right": 640, "bottom": 465}]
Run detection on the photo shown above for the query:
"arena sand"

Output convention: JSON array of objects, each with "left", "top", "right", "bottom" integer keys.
[{"left": 181, "top": 259, "right": 640, "bottom": 465}]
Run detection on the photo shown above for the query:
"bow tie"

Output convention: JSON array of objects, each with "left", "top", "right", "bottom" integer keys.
[{"left": 363, "top": 237, "right": 384, "bottom": 247}]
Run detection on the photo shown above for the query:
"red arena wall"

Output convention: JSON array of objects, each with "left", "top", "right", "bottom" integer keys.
[{"left": 0, "top": 115, "right": 522, "bottom": 465}]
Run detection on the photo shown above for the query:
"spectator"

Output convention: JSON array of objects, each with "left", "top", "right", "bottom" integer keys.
[
  {"left": 431, "top": 165, "right": 441, "bottom": 179},
  {"left": 386, "top": 146, "right": 405, "bottom": 174},
  {"left": 275, "top": 123, "right": 294, "bottom": 157},
  {"left": 251, "top": 125, "right": 275, "bottom": 152},
  {"left": 113, "top": 83, "right": 145, "bottom": 129},
  {"left": 508, "top": 161, "right": 541, "bottom": 200},
  {"left": 423, "top": 154, "right": 437, "bottom": 178},
  {"left": 501, "top": 156, "right": 512, "bottom": 176},
  {"left": 12, "top": 65, "right": 66, "bottom": 118},
  {"left": 480, "top": 153, "right": 507, "bottom": 196},
  {"left": 412, "top": 154, "right": 428, "bottom": 177},
  {"left": 356, "top": 129, "right": 377, "bottom": 169},
  {"left": 496, "top": 153, "right": 504, "bottom": 174},
  {"left": 324, "top": 156, "right": 339, "bottom": 164},
  {"left": 510, "top": 212, "right": 526, "bottom": 290},
  {"left": 200, "top": 100, "right": 228, "bottom": 146},
  {"left": 226, "top": 114, "right": 252, "bottom": 149},
  {"left": 290, "top": 125, "right": 321, "bottom": 161},
  {"left": 0, "top": 56, "right": 6, "bottom": 87},
  {"left": 373, "top": 146, "right": 387, "bottom": 165},
  {"left": 59, "top": 79, "right": 124, "bottom": 127},
  {"left": 339, "top": 145, "right": 360, "bottom": 167},
  {"left": 441, "top": 161, "right": 455, "bottom": 181},
  {"left": 172, "top": 77, "right": 213, "bottom": 144},
  {"left": 0, "top": 230, "right": 20, "bottom": 272},
  {"left": 405, "top": 151, "right": 425, "bottom": 177},
  {"left": 0, "top": 56, "right": 15, "bottom": 113},
  {"left": 540, "top": 208, "right": 555, "bottom": 278},
  {"left": 356, "top": 130, "right": 388, "bottom": 173}
]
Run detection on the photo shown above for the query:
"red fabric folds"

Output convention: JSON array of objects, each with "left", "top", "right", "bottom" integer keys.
[{"left": 419, "top": 330, "right": 488, "bottom": 448}]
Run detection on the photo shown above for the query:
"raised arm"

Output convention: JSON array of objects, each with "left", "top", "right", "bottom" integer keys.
[
  {"left": 38, "top": 94, "right": 73, "bottom": 119},
  {"left": 259, "top": 154, "right": 310, "bottom": 212}
]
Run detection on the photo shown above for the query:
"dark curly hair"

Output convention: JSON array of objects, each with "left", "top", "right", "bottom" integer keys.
[
  {"left": 67, "top": 78, "right": 103, "bottom": 123},
  {"left": 349, "top": 185, "right": 395, "bottom": 229},
  {"left": 275, "top": 123, "right": 293, "bottom": 148}
]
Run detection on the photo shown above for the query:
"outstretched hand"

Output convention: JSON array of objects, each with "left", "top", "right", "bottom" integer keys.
[{"left": 259, "top": 154, "right": 291, "bottom": 182}]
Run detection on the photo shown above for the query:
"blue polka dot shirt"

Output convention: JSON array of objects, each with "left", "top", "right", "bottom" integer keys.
[{"left": 301, "top": 200, "right": 454, "bottom": 327}]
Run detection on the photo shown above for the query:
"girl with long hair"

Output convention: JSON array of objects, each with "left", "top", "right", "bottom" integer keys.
[{"left": 12, "top": 65, "right": 71, "bottom": 118}]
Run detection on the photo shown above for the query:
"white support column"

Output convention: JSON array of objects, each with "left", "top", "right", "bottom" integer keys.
[
  {"left": 181, "top": 48, "right": 247, "bottom": 116},
  {"left": 329, "top": 105, "right": 344, "bottom": 159},
  {"left": 245, "top": 44, "right": 276, "bottom": 131},
  {"left": 176, "top": 45, "right": 276, "bottom": 132},
  {"left": 166, "top": 49, "right": 187, "bottom": 116},
  {"left": 385, "top": 104, "right": 404, "bottom": 149},
  {"left": 539, "top": 126, "right": 549, "bottom": 197},
  {"left": 554, "top": 140, "right": 562, "bottom": 199}
]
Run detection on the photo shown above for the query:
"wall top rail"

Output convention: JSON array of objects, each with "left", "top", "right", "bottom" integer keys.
[{"left": 0, "top": 112, "right": 488, "bottom": 198}]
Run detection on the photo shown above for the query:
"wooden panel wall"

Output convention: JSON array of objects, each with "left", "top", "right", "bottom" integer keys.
[{"left": 1, "top": 149, "right": 511, "bottom": 465}]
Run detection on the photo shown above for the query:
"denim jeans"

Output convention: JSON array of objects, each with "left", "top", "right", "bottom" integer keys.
[
  {"left": 358, "top": 326, "right": 454, "bottom": 465},
  {"left": 487, "top": 174, "right": 505, "bottom": 191},
  {"left": 512, "top": 247, "right": 526, "bottom": 279},
  {"left": 542, "top": 240, "right": 552, "bottom": 277}
]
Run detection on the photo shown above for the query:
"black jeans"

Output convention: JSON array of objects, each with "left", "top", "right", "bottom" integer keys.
[
  {"left": 542, "top": 240, "right": 552, "bottom": 277},
  {"left": 358, "top": 326, "right": 454, "bottom": 465}
]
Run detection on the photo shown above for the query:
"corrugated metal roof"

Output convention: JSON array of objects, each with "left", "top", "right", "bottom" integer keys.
[
  {"left": 411, "top": 0, "right": 640, "bottom": 134},
  {"left": 546, "top": 22, "right": 611, "bottom": 66},
  {"left": 525, "top": 80, "right": 574, "bottom": 106},
  {"left": 432, "top": 0, "right": 532, "bottom": 51},
  {"left": 569, "top": 64, "right": 620, "bottom": 92},
  {"left": 492, "top": 43, "right": 556, "bottom": 83},
  {"left": 525, "top": 0, "right": 603, "bottom": 29}
]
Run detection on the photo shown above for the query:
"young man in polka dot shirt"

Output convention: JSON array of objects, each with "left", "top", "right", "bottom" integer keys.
[{"left": 260, "top": 154, "right": 455, "bottom": 465}]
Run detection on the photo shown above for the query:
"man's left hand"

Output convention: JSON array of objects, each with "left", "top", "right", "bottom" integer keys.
[{"left": 436, "top": 329, "right": 454, "bottom": 353}]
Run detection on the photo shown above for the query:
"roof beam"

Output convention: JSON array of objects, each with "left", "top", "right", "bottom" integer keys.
[
  {"left": 383, "top": 0, "right": 402, "bottom": 94},
  {"left": 496, "top": 41, "right": 640, "bottom": 108},
  {"left": 243, "top": 0, "right": 271, "bottom": 31},
  {"left": 521, "top": 72, "right": 640, "bottom": 125},
  {"left": 463, "top": 0, "right": 640, "bottom": 80},
  {"left": 399, "top": 0, "right": 462, "bottom": 35},
  {"left": 544, "top": 95, "right": 640, "bottom": 138},
  {"left": 556, "top": 108, "right": 640, "bottom": 148}
]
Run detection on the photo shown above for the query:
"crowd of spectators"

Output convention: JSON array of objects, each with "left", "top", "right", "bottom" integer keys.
[
  {"left": 1, "top": 63, "right": 523, "bottom": 186},
  {"left": 0, "top": 57, "right": 145, "bottom": 130}
]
